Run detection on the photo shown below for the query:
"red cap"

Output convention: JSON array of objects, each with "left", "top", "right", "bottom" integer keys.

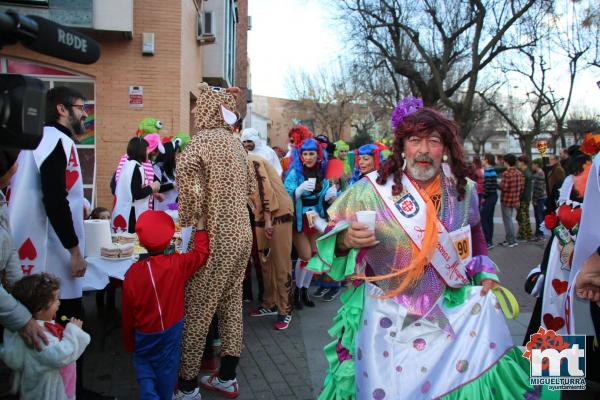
[{"left": 135, "top": 210, "right": 175, "bottom": 252}]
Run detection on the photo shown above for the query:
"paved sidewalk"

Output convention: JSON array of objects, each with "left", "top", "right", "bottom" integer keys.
[{"left": 0, "top": 204, "right": 548, "bottom": 399}]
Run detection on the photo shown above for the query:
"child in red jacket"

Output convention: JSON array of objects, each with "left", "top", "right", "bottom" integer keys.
[{"left": 121, "top": 210, "right": 209, "bottom": 400}]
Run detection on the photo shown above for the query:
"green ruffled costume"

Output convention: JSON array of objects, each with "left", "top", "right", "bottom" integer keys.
[{"left": 308, "top": 225, "right": 559, "bottom": 400}]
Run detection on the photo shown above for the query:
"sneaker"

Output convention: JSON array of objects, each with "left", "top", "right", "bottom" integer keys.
[
  {"left": 322, "top": 287, "right": 341, "bottom": 302},
  {"left": 313, "top": 287, "right": 329, "bottom": 298},
  {"left": 499, "top": 241, "right": 510, "bottom": 246},
  {"left": 200, "top": 373, "right": 239, "bottom": 398},
  {"left": 508, "top": 242, "right": 518, "bottom": 248},
  {"left": 173, "top": 388, "right": 201, "bottom": 400},
  {"left": 274, "top": 314, "right": 292, "bottom": 330},
  {"left": 249, "top": 306, "right": 278, "bottom": 317},
  {"left": 486, "top": 243, "right": 496, "bottom": 250}
]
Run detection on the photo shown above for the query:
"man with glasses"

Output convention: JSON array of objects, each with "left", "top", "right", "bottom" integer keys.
[{"left": 9, "top": 87, "right": 113, "bottom": 399}]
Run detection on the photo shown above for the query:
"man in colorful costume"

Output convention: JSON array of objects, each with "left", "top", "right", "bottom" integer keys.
[
  {"left": 175, "top": 83, "right": 256, "bottom": 399},
  {"left": 307, "top": 100, "right": 555, "bottom": 399}
]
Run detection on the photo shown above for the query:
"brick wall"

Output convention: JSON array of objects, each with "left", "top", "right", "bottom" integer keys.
[
  {"left": 235, "top": 0, "right": 248, "bottom": 118},
  {"left": 1, "top": 0, "right": 204, "bottom": 209}
]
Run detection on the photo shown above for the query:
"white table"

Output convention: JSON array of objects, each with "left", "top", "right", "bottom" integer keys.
[{"left": 82, "top": 256, "right": 137, "bottom": 291}]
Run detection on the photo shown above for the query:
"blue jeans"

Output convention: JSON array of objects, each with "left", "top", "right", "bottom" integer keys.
[
  {"left": 533, "top": 198, "right": 546, "bottom": 237},
  {"left": 480, "top": 194, "right": 497, "bottom": 245}
]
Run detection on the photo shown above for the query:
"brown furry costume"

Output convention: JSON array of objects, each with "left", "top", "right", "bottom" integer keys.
[{"left": 177, "top": 83, "right": 256, "bottom": 380}]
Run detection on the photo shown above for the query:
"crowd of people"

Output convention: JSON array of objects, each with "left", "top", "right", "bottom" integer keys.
[{"left": 0, "top": 83, "right": 600, "bottom": 400}]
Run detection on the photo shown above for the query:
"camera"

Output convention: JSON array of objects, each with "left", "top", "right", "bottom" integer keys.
[{"left": 0, "top": 10, "right": 101, "bottom": 150}]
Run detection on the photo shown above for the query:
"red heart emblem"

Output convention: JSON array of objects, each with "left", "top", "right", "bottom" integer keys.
[
  {"left": 543, "top": 313, "right": 565, "bottom": 331},
  {"left": 557, "top": 205, "right": 582, "bottom": 231},
  {"left": 18, "top": 239, "right": 37, "bottom": 261},
  {"left": 65, "top": 170, "right": 79, "bottom": 191},
  {"left": 113, "top": 215, "right": 127, "bottom": 232},
  {"left": 551, "top": 279, "right": 568, "bottom": 295}
]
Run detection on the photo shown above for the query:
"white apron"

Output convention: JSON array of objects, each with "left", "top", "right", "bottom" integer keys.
[
  {"left": 541, "top": 176, "right": 577, "bottom": 334},
  {"left": 152, "top": 163, "right": 178, "bottom": 211},
  {"left": 8, "top": 126, "right": 85, "bottom": 299},
  {"left": 112, "top": 160, "right": 149, "bottom": 233},
  {"left": 356, "top": 283, "right": 513, "bottom": 400},
  {"left": 568, "top": 154, "right": 600, "bottom": 335}
]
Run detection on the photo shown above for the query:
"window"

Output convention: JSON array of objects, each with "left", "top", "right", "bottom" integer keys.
[
  {"left": 492, "top": 142, "right": 500, "bottom": 150},
  {"left": 1, "top": 57, "right": 96, "bottom": 205}
]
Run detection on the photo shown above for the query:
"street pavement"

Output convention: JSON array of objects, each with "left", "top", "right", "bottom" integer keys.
[{"left": 0, "top": 204, "right": 546, "bottom": 399}]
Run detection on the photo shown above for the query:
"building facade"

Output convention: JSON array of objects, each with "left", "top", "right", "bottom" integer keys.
[
  {"left": 251, "top": 95, "right": 353, "bottom": 148},
  {"left": 1, "top": 0, "right": 244, "bottom": 208}
]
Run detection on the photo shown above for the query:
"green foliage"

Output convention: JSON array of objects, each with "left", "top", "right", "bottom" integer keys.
[{"left": 352, "top": 130, "right": 373, "bottom": 148}]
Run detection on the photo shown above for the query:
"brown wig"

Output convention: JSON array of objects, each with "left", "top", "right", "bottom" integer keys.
[
  {"left": 376, "top": 108, "right": 469, "bottom": 200},
  {"left": 11, "top": 273, "right": 60, "bottom": 315}
]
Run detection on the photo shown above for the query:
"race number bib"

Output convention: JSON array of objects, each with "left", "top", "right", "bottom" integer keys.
[{"left": 449, "top": 225, "right": 472, "bottom": 265}]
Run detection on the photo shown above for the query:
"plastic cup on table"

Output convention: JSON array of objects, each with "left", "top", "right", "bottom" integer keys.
[{"left": 356, "top": 210, "right": 377, "bottom": 231}]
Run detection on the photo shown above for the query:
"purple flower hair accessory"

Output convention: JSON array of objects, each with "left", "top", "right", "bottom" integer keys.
[{"left": 390, "top": 96, "right": 424, "bottom": 130}]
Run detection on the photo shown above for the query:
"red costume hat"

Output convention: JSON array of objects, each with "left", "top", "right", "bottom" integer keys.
[{"left": 135, "top": 210, "right": 175, "bottom": 253}]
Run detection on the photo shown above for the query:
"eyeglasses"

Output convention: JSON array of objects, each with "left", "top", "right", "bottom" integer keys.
[
  {"left": 209, "top": 86, "right": 227, "bottom": 94},
  {"left": 64, "top": 104, "right": 88, "bottom": 113}
]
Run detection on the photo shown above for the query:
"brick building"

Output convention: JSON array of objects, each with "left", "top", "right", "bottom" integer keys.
[
  {"left": 0, "top": 0, "right": 246, "bottom": 208},
  {"left": 251, "top": 94, "right": 353, "bottom": 148}
]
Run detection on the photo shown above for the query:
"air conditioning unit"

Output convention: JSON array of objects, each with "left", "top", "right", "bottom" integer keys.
[
  {"left": 196, "top": 11, "right": 215, "bottom": 43},
  {"left": 247, "top": 15, "right": 252, "bottom": 31}
]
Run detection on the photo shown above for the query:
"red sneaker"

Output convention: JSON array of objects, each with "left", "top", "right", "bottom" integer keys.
[
  {"left": 200, "top": 373, "right": 239, "bottom": 398},
  {"left": 274, "top": 314, "right": 292, "bottom": 330}
]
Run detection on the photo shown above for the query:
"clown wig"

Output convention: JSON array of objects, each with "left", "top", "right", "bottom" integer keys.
[
  {"left": 376, "top": 107, "right": 469, "bottom": 201},
  {"left": 350, "top": 144, "right": 384, "bottom": 184},
  {"left": 287, "top": 138, "right": 328, "bottom": 182},
  {"left": 288, "top": 125, "right": 313, "bottom": 146}
]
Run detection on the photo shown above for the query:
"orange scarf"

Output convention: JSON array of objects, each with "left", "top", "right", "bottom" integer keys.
[{"left": 365, "top": 174, "right": 442, "bottom": 297}]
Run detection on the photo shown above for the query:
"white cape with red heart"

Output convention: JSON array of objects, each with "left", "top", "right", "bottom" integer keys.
[
  {"left": 111, "top": 160, "right": 150, "bottom": 233},
  {"left": 8, "top": 126, "right": 85, "bottom": 299}
]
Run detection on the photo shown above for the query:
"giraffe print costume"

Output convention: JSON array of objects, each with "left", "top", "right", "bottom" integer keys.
[{"left": 177, "top": 83, "right": 256, "bottom": 380}]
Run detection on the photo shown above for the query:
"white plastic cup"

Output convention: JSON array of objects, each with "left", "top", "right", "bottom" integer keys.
[
  {"left": 307, "top": 177, "right": 316, "bottom": 185},
  {"left": 356, "top": 210, "right": 377, "bottom": 231}
]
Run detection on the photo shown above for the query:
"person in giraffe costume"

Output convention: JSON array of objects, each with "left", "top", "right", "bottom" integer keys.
[{"left": 174, "top": 83, "right": 256, "bottom": 399}]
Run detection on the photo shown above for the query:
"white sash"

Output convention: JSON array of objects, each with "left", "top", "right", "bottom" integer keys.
[
  {"left": 365, "top": 171, "right": 470, "bottom": 288},
  {"left": 9, "top": 126, "right": 85, "bottom": 299},
  {"left": 112, "top": 160, "right": 149, "bottom": 233}
]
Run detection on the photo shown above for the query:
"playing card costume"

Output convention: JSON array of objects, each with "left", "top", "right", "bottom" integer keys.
[
  {"left": 307, "top": 103, "right": 554, "bottom": 400},
  {"left": 9, "top": 124, "right": 85, "bottom": 299},
  {"left": 176, "top": 83, "right": 256, "bottom": 384}
]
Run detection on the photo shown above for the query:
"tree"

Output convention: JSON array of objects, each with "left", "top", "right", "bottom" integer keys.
[
  {"left": 336, "top": 0, "right": 550, "bottom": 138},
  {"left": 537, "top": 1, "right": 594, "bottom": 148},
  {"left": 286, "top": 63, "right": 359, "bottom": 141},
  {"left": 567, "top": 112, "right": 600, "bottom": 142},
  {"left": 351, "top": 130, "right": 373, "bottom": 148}
]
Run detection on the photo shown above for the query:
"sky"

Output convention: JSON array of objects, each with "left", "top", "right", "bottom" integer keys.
[
  {"left": 247, "top": 0, "right": 600, "bottom": 116},
  {"left": 247, "top": 0, "right": 343, "bottom": 99}
]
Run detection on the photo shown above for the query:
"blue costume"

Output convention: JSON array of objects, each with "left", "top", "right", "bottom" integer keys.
[{"left": 284, "top": 138, "right": 330, "bottom": 233}]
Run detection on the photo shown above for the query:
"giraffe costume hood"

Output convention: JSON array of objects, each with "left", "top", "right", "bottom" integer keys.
[{"left": 176, "top": 82, "right": 256, "bottom": 383}]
